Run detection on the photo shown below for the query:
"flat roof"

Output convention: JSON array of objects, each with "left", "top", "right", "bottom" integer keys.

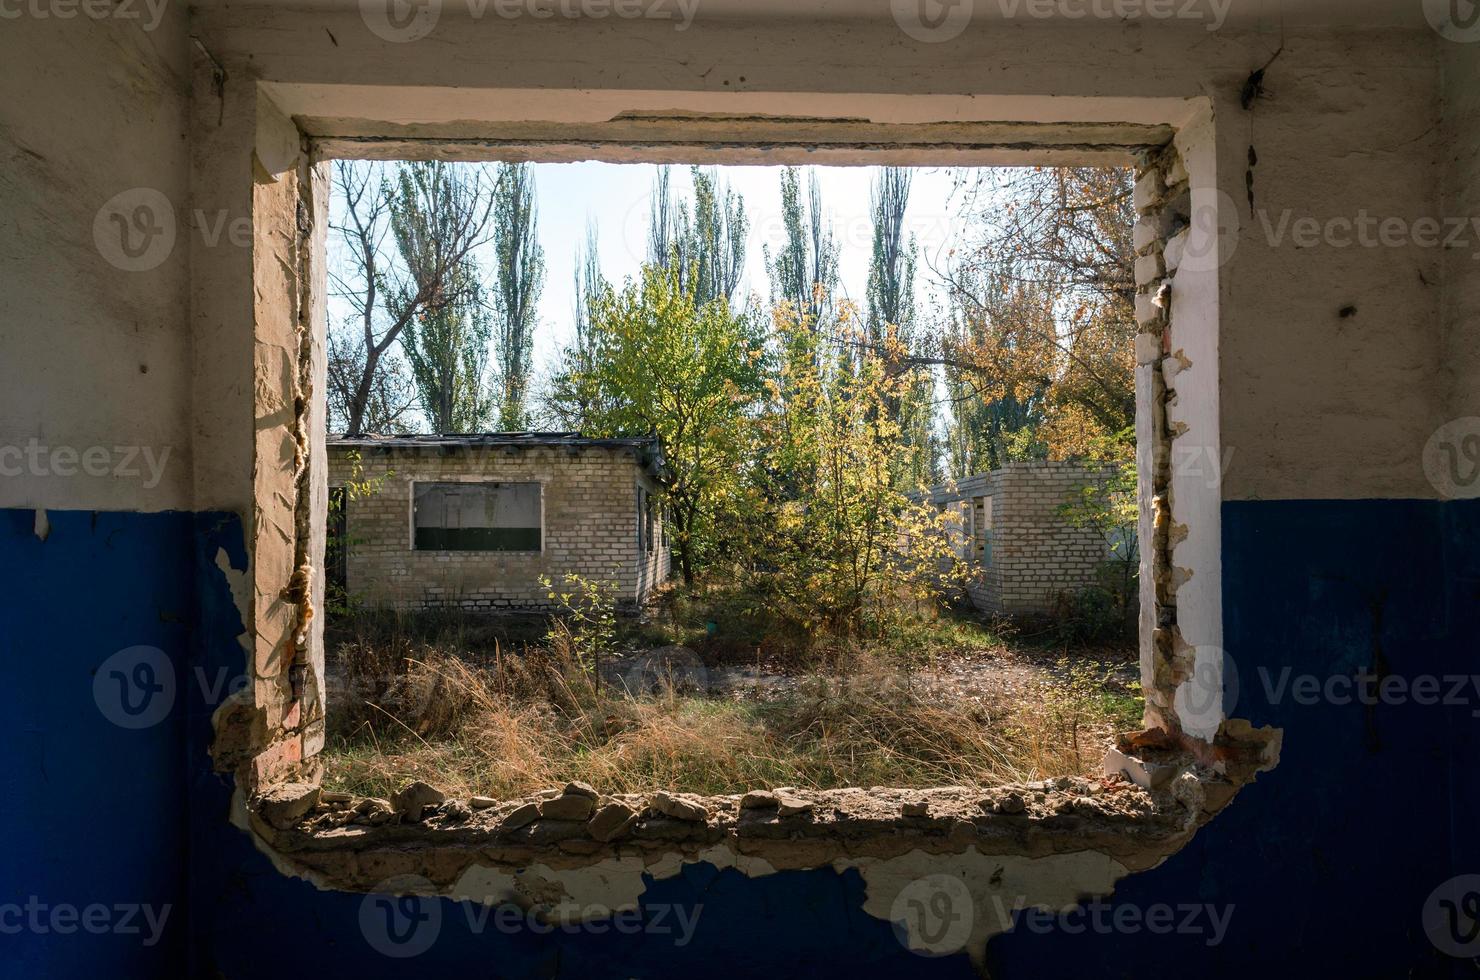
[
  {"left": 328, "top": 432, "right": 670, "bottom": 480},
  {"left": 329, "top": 432, "right": 659, "bottom": 451}
]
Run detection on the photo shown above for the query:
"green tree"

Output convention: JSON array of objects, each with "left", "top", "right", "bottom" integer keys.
[
  {"left": 864, "top": 166, "right": 938, "bottom": 488},
  {"left": 646, "top": 165, "right": 684, "bottom": 272},
  {"left": 866, "top": 167, "right": 916, "bottom": 345},
  {"left": 896, "top": 371, "right": 941, "bottom": 489},
  {"left": 580, "top": 264, "right": 768, "bottom": 584},
  {"left": 489, "top": 162, "right": 545, "bottom": 430},
  {"left": 740, "top": 302, "right": 963, "bottom": 636},
  {"left": 766, "top": 166, "right": 839, "bottom": 329},
  {"left": 331, "top": 159, "right": 495, "bottom": 435},
  {"left": 940, "top": 276, "right": 1052, "bottom": 477},
  {"left": 399, "top": 258, "right": 494, "bottom": 432},
  {"left": 387, "top": 162, "right": 501, "bottom": 432},
  {"left": 689, "top": 167, "right": 748, "bottom": 309},
  {"left": 942, "top": 167, "right": 1136, "bottom": 463},
  {"left": 646, "top": 165, "right": 748, "bottom": 310}
]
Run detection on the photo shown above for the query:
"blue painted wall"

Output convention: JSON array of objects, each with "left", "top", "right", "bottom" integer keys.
[
  {"left": 2, "top": 501, "right": 1475, "bottom": 978},
  {"left": 0, "top": 510, "right": 196, "bottom": 977},
  {"left": 990, "top": 499, "right": 1476, "bottom": 978}
]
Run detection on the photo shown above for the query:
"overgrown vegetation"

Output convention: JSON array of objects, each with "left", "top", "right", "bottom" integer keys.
[
  {"left": 940, "top": 167, "right": 1137, "bottom": 471},
  {"left": 321, "top": 602, "right": 1141, "bottom": 800},
  {"left": 1053, "top": 458, "right": 1139, "bottom": 645},
  {"left": 732, "top": 301, "right": 966, "bottom": 635},
  {"left": 320, "top": 161, "right": 1145, "bottom": 796},
  {"left": 568, "top": 263, "right": 767, "bottom": 584}
]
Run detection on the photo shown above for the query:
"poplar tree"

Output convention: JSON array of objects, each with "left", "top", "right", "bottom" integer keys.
[
  {"left": 865, "top": 166, "right": 938, "bottom": 487},
  {"left": 330, "top": 159, "right": 495, "bottom": 435},
  {"left": 766, "top": 167, "right": 839, "bottom": 328},
  {"left": 646, "top": 165, "right": 748, "bottom": 310},
  {"left": 489, "top": 162, "right": 545, "bottom": 430},
  {"left": 387, "top": 161, "right": 500, "bottom": 433}
]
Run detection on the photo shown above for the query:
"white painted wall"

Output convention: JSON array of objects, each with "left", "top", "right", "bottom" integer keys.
[
  {"left": 184, "top": 15, "right": 1423, "bottom": 520},
  {"left": 1212, "top": 27, "right": 1446, "bottom": 500},
  {"left": 0, "top": 11, "right": 193, "bottom": 511},
  {"left": 0, "top": 5, "right": 1436, "bottom": 519}
]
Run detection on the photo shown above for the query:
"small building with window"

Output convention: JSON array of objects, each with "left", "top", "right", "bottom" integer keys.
[
  {"left": 327, "top": 433, "right": 672, "bottom": 612},
  {"left": 925, "top": 461, "right": 1129, "bottom": 616}
]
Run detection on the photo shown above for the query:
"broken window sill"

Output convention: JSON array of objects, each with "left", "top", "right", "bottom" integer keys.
[{"left": 252, "top": 766, "right": 1247, "bottom": 891}]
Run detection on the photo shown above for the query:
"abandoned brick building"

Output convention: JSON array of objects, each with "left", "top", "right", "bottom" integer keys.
[
  {"left": 4, "top": 1, "right": 1479, "bottom": 978},
  {"left": 328, "top": 433, "right": 672, "bottom": 611},
  {"left": 928, "top": 461, "right": 1124, "bottom": 616}
]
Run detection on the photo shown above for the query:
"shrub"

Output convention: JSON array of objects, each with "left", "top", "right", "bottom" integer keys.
[
  {"left": 732, "top": 304, "right": 969, "bottom": 640},
  {"left": 1048, "top": 576, "right": 1133, "bottom": 648},
  {"left": 539, "top": 572, "right": 618, "bottom": 677}
]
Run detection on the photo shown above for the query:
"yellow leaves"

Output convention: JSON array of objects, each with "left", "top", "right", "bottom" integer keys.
[
  {"left": 1036, "top": 401, "right": 1132, "bottom": 462},
  {"left": 733, "top": 297, "right": 962, "bottom": 634}
]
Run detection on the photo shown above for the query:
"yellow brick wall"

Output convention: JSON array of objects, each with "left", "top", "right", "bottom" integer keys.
[{"left": 329, "top": 444, "right": 671, "bottom": 611}]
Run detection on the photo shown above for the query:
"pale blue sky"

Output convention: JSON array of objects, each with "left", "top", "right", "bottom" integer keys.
[
  {"left": 329, "top": 162, "right": 976, "bottom": 412},
  {"left": 521, "top": 162, "right": 966, "bottom": 376}
]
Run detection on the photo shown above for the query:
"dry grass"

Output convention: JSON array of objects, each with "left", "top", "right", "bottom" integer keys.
[{"left": 321, "top": 612, "right": 1141, "bottom": 801}]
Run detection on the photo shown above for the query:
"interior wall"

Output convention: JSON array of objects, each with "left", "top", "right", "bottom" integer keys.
[
  {"left": 0, "top": 11, "right": 196, "bottom": 977},
  {"left": 1213, "top": 26, "right": 1444, "bottom": 500},
  {"left": 0, "top": 10, "right": 194, "bottom": 511},
  {"left": 2, "top": 5, "right": 1476, "bottom": 978},
  {"left": 1436, "top": 11, "right": 1480, "bottom": 907},
  {"left": 1443, "top": 37, "right": 1480, "bottom": 423}
]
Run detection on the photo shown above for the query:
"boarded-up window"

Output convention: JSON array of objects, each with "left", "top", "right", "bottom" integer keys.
[{"left": 413, "top": 482, "right": 541, "bottom": 551}]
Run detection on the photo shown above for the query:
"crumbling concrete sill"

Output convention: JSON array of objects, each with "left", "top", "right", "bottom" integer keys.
[{"left": 258, "top": 767, "right": 1242, "bottom": 889}]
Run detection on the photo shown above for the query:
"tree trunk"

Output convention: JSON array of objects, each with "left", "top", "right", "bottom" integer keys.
[
  {"left": 345, "top": 370, "right": 372, "bottom": 436},
  {"left": 673, "top": 507, "right": 696, "bottom": 586}
]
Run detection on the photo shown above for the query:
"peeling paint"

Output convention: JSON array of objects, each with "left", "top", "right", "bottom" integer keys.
[{"left": 843, "top": 848, "right": 1130, "bottom": 966}]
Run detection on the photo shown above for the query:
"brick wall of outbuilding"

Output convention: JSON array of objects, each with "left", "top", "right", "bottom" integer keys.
[
  {"left": 329, "top": 443, "right": 671, "bottom": 611},
  {"left": 935, "top": 461, "right": 1116, "bottom": 616}
]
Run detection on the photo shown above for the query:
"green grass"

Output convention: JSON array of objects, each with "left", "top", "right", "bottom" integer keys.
[{"left": 319, "top": 581, "right": 1140, "bottom": 800}]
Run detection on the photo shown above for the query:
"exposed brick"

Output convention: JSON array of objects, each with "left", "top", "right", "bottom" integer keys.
[{"left": 329, "top": 443, "right": 671, "bottom": 611}]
